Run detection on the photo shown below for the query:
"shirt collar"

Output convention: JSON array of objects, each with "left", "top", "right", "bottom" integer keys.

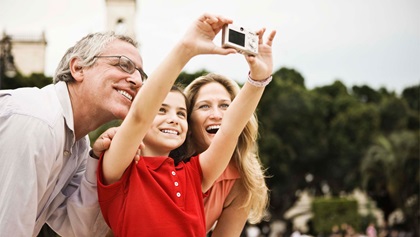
[
  {"left": 55, "top": 81, "right": 75, "bottom": 135},
  {"left": 142, "top": 156, "right": 185, "bottom": 170}
]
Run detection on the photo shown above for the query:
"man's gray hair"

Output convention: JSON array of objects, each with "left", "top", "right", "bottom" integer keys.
[{"left": 53, "top": 32, "right": 138, "bottom": 83}]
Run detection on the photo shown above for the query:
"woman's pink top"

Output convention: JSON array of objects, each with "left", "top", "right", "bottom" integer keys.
[{"left": 203, "top": 162, "right": 241, "bottom": 232}]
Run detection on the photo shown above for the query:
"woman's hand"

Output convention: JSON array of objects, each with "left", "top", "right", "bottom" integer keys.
[{"left": 246, "top": 28, "right": 277, "bottom": 80}]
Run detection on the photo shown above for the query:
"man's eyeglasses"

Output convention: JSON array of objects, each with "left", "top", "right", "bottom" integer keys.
[{"left": 93, "top": 55, "right": 148, "bottom": 82}]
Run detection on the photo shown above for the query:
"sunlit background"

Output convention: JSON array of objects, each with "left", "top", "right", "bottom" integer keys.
[
  {"left": 0, "top": 0, "right": 419, "bottom": 236},
  {"left": 0, "top": 0, "right": 419, "bottom": 93}
]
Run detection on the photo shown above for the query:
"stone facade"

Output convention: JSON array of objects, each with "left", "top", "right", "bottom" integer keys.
[
  {"left": 106, "top": 0, "right": 137, "bottom": 39},
  {"left": 2, "top": 0, "right": 137, "bottom": 77},
  {"left": 1, "top": 32, "right": 47, "bottom": 76}
]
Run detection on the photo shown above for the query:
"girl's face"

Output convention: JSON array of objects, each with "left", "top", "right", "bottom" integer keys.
[
  {"left": 143, "top": 91, "right": 188, "bottom": 156},
  {"left": 190, "top": 82, "right": 232, "bottom": 152}
]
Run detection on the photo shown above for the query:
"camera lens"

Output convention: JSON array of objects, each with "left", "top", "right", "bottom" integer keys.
[{"left": 240, "top": 27, "right": 244, "bottom": 31}]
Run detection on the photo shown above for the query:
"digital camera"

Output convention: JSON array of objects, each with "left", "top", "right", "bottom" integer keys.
[{"left": 221, "top": 24, "right": 258, "bottom": 56}]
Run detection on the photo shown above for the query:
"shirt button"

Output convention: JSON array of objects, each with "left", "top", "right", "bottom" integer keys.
[
  {"left": 63, "top": 150, "right": 70, "bottom": 157},
  {"left": 171, "top": 171, "right": 176, "bottom": 176},
  {"left": 174, "top": 182, "right": 179, "bottom": 186},
  {"left": 176, "top": 192, "right": 181, "bottom": 197}
]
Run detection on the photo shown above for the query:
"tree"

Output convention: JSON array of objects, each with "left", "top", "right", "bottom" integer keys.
[
  {"left": 258, "top": 68, "right": 332, "bottom": 218},
  {"left": 315, "top": 80, "right": 348, "bottom": 99},
  {"left": 257, "top": 68, "right": 314, "bottom": 218},
  {"left": 352, "top": 85, "right": 383, "bottom": 104},
  {"left": 379, "top": 97, "right": 409, "bottom": 133},
  {"left": 273, "top": 67, "right": 305, "bottom": 88},
  {"left": 401, "top": 85, "right": 420, "bottom": 130},
  {"left": 2, "top": 72, "right": 52, "bottom": 89},
  {"left": 361, "top": 131, "right": 419, "bottom": 234},
  {"left": 176, "top": 70, "right": 210, "bottom": 87},
  {"left": 326, "top": 102, "right": 380, "bottom": 192},
  {"left": 401, "top": 84, "right": 420, "bottom": 111}
]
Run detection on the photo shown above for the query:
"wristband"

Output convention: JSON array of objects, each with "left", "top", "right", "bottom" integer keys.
[
  {"left": 89, "top": 149, "right": 100, "bottom": 160},
  {"left": 247, "top": 72, "right": 272, "bottom": 87}
]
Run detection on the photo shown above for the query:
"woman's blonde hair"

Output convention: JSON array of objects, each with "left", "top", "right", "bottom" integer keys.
[{"left": 184, "top": 73, "right": 269, "bottom": 223}]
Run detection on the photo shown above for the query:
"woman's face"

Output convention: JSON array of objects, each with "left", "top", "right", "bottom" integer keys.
[
  {"left": 143, "top": 91, "right": 188, "bottom": 156},
  {"left": 190, "top": 82, "right": 232, "bottom": 152}
]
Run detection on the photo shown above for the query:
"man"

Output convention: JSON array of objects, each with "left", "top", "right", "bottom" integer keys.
[
  {"left": 0, "top": 32, "right": 144, "bottom": 236},
  {"left": 0, "top": 13, "right": 238, "bottom": 236}
]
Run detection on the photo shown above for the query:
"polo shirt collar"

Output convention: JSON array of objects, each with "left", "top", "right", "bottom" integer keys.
[{"left": 142, "top": 156, "right": 185, "bottom": 170}]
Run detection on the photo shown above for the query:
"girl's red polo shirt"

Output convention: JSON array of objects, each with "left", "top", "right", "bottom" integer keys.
[{"left": 97, "top": 155, "right": 206, "bottom": 237}]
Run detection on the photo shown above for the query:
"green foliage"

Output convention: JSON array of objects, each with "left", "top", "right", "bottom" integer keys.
[
  {"left": 329, "top": 103, "right": 380, "bottom": 151},
  {"left": 255, "top": 67, "right": 418, "bottom": 234},
  {"left": 2, "top": 72, "right": 52, "bottom": 89},
  {"left": 273, "top": 67, "right": 305, "bottom": 88},
  {"left": 311, "top": 198, "right": 360, "bottom": 234},
  {"left": 314, "top": 80, "right": 349, "bottom": 98},
  {"left": 401, "top": 85, "right": 420, "bottom": 130},
  {"left": 176, "top": 70, "right": 209, "bottom": 87},
  {"left": 327, "top": 103, "right": 380, "bottom": 190},
  {"left": 406, "top": 110, "right": 420, "bottom": 130},
  {"left": 402, "top": 84, "right": 420, "bottom": 111},
  {"left": 88, "top": 120, "right": 122, "bottom": 145},
  {"left": 360, "top": 130, "right": 419, "bottom": 222},
  {"left": 379, "top": 97, "right": 409, "bottom": 132},
  {"left": 352, "top": 85, "right": 383, "bottom": 103}
]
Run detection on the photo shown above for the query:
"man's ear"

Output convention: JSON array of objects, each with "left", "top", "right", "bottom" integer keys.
[{"left": 69, "top": 57, "right": 84, "bottom": 82}]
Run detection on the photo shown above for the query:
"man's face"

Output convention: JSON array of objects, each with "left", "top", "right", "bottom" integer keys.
[{"left": 81, "top": 39, "right": 145, "bottom": 120}]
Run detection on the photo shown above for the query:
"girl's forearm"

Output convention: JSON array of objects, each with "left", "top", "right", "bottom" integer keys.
[{"left": 102, "top": 42, "right": 195, "bottom": 184}]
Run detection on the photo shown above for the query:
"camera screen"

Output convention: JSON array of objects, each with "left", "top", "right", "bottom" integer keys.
[{"left": 229, "top": 29, "right": 245, "bottom": 47}]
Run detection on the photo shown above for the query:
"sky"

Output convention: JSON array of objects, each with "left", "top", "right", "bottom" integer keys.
[{"left": 0, "top": 0, "right": 419, "bottom": 94}]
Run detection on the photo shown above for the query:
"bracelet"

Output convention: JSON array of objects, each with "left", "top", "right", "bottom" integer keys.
[
  {"left": 247, "top": 72, "right": 272, "bottom": 87},
  {"left": 89, "top": 149, "right": 100, "bottom": 160}
]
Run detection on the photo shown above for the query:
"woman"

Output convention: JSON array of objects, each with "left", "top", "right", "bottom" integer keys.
[{"left": 184, "top": 73, "right": 269, "bottom": 236}]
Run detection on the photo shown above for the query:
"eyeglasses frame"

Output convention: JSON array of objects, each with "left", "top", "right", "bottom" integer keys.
[{"left": 93, "top": 55, "right": 148, "bottom": 82}]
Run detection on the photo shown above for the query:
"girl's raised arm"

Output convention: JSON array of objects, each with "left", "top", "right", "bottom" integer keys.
[{"left": 102, "top": 14, "right": 236, "bottom": 184}]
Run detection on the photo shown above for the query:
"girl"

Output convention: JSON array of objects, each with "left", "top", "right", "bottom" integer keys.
[{"left": 96, "top": 13, "right": 276, "bottom": 236}]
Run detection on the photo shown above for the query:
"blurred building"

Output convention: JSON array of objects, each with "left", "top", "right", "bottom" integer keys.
[
  {"left": 1, "top": 0, "right": 137, "bottom": 78},
  {"left": 284, "top": 189, "right": 384, "bottom": 233},
  {"left": 1, "top": 31, "right": 47, "bottom": 76},
  {"left": 106, "top": 0, "right": 137, "bottom": 39}
]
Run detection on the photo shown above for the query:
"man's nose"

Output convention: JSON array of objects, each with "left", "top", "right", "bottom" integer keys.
[{"left": 126, "top": 75, "right": 143, "bottom": 90}]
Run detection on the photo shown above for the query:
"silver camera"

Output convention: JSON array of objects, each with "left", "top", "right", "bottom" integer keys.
[{"left": 222, "top": 24, "right": 258, "bottom": 56}]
